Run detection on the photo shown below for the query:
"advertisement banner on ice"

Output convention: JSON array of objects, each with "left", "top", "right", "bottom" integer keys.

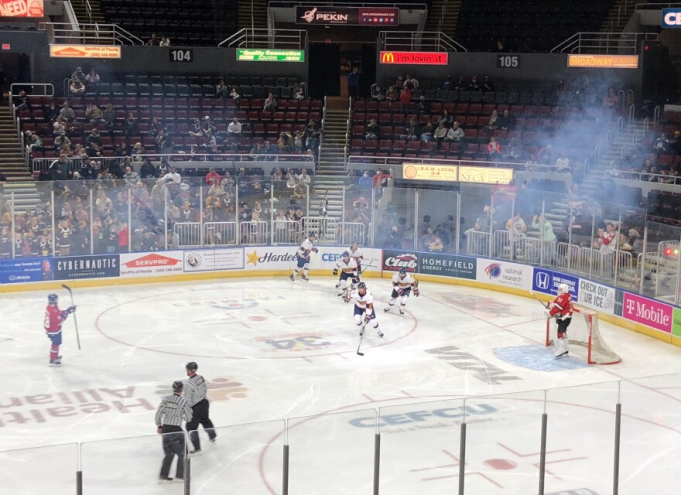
[
  {"left": 622, "top": 293, "right": 673, "bottom": 333},
  {"left": 532, "top": 268, "right": 579, "bottom": 297},
  {"left": 244, "top": 246, "right": 298, "bottom": 271},
  {"left": 382, "top": 250, "right": 419, "bottom": 273},
  {"left": 419, "top": 253, "right": 476, "bottom": 279},
  {"left": 476, "top": 259, "right": 532, "bottom": 290},
  {"left": 0, "top": 257, "right": 54, "bottom": 283},
  {"left": 311, "top": 247, "right": 382, "bottom": 273},
  {"left": 55, "top": 255, "right": 119, "bottom": 280},
  {"left": 120, "top": 251, "right": 184, "bottom": 278},
  {"left": 184, "top": 248, "right": 243, "bottom": 272},
  {"left": 577, "top": 279, "right": 616, "bottom": 313}
]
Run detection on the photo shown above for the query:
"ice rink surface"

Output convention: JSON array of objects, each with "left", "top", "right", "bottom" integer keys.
[{"left": 1, "top": 276, "right": 681, "bottom": 494}]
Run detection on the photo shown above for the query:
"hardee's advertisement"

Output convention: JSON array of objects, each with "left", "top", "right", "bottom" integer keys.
[
  {"left": 567, "top": 54, "right": 639, "bottom": 69},
  {"left": 0, "top": 0, "right": 43, "bottom": 17},
  {"left": 380, "top": 51, "right": 449, "bottom": 65},
  {"left": 49, "top": 44, "right": 122, "bottom": 59}
]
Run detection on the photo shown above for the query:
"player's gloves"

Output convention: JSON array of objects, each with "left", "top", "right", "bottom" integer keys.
[
  {"left": 413, "top": 287, "right": 420, "bottom": 297},
  {"left": 352, "top": 277, "right": 359, "bottom": 284},
  {"left": 343, "top": 295, "right": 351, "bottom": 303},
  {"left": 46, "top": 332, "right": 51, "bottom": 339},
  {"left": 312, "top": 247, "right": 319, "bottom": 253},
  {"left": 397, "top": 288, "right": 404, "bottom": 296},
  {"left": 67, "top": 305, "right": 77, "bottom": 314},
  {"left": 364, "top": 314, "right": 372, "bottom": 323},
  {"left": 333, "top": 268, "right": 338, "bottom": 276},
  {"left": 544, "top": 308, "right": 551, "bottom": 318}
]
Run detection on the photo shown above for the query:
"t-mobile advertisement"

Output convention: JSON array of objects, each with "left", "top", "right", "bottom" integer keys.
[{"left": 622, "top": 293, "right": 673, "bottom": 333}]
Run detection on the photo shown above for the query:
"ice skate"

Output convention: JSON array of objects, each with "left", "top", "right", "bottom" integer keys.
[
  {"left": 384, "top": 306, "right": 392, "bottom": 312},
  {"left": 189, "top": 449, "right": 203, "bottom": 456},
  {"left": 301, "top": 275, "right": 310, "bottom": 281},
  {"left": 335, "top": 282, "right": 341, "bottom": 288},
  {"left": 158, "top": 476, "right": 174, "bottom": 483},
  {"left": 49, "top": 359, "right": 62, "bottom": 367},
  {"left": 288, "top": 274, "right": 295, "bottom": 282},
  {"left": 377, "top": 330, "right": 384, "bottom": 338},
  {"left": 399, "top": 308, "right": 404, "bottom": 315}
]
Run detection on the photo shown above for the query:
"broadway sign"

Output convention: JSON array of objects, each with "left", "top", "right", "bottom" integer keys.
[
  {"left": 419, "top": 253, "right": 476, "bottom": 279},
  {"left": 296, "top": 6, "right": 398, "bottom": 26}
]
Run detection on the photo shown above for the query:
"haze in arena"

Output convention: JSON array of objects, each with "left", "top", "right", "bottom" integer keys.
[{"left": 0, "top": 0, "right": 680, "bottom": 494}]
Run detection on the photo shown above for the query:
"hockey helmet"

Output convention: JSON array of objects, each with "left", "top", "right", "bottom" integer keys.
[
  {"left": 308, "top": 231, "right": 317, "bottom": 239},
  {"left": 557, "top": 283, "right": 569, "bottom": 294},
  {"left": 48, "top": 293, "right": 58, "bottom": 304},
  {"left": 342, "top": 251, "right": 350, "bottom": 259},
  {"left": 399, "top": 267, "right": 407, "bottom": 277},
  {"left": 172, "top": 380, "right": 184, "bottom": 393},
  {"left": 357, "top": 282, "right": 367, "bottom": 290},
  {"left": 185, "top": 362, "right": 198, "bottom": 372}
]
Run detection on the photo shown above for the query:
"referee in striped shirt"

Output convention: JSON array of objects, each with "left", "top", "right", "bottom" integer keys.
[
  {"left": 155, "top": 380, "right": 193, "bottom": 482},
  {"left": 184, "top": 362, "right": 217, "bottom": 454}
]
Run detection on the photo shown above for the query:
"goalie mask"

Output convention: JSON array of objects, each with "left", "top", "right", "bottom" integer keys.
[{"left": 557, "top": 283, "right": 569, "bottom": 295}]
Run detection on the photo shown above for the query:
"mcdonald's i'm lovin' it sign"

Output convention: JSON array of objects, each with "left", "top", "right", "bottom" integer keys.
[{"left": 380, "top": 51, "right": 449, "bottom": 65}]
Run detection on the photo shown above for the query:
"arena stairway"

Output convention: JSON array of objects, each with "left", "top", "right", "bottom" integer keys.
[
  {"left": 70, "top": 0, "right": 106, "bottom": 24},
  {"left": 425, "top": 0, "right": 462, "bottom": 36},
  {"left": 0, "top": 106, "right": 40, "bottom": 212}
]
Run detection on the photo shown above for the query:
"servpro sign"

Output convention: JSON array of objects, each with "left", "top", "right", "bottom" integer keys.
[
  {"left": 379, "top": 51, "right": 448, "bottom": 65},
  {"left": 49, "top": 44, "right": 122, "bottom": 59},
  {"left": 0, "top": 0, "right": 44, "bottom": 17}
]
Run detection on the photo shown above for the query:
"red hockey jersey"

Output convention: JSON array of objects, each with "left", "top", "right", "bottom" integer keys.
[
  {"left": 549, "top": 293, "right": 573, "bottom": 318},
  {"left": 44, "top": 305, "right": 68, "bottom": 334}
]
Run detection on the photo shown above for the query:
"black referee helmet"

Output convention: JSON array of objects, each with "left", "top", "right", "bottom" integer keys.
[
  {"left": 172, "top": 380, "right": 184, "bottom": 393},
  {"left": 186, "top": 362, "right": 198, "bottom": 372}
]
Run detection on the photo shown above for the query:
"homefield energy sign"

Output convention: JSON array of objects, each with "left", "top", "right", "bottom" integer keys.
[
  {"left": 236, "top": 49, "right": 305, "bottom": 62},
  {"left": 380, "top": 51, "right": 449, "bottom": 65}
]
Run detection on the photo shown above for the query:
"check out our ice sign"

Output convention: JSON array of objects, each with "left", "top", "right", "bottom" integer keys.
[{"left": 0, "top": 0, "right": 44, "bottom": 17}]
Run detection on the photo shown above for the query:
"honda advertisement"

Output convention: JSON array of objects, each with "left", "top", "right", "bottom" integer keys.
[{"left": 532, "top": 268, "right": 579, "bottom": 297}]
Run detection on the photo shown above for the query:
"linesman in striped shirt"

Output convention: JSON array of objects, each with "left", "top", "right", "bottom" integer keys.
[
  {"left": 155, "top": 380, "right": 193, "bottom": 483},
  {"left": 184, "top": 362, "right": 217, "bottom": 454}
]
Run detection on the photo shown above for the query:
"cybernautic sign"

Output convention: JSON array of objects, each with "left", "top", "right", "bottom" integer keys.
[{"left": 380, "top": 51, "right": 449, "bottom": 65}]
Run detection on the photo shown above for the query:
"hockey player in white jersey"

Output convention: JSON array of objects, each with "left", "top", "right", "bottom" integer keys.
[
  {"left": 349, "top": 242, "right": 364, "bottom": 276},
  {"left": 347, "top": 282, "right": 383, "bottom": 337},
  {"left": 289, "top": 232, "right": 318, "bottom": 282},
  {"left": 333, "top": 251, "right": 358, "bottom": 298},
  {"left": 384, "top": 267, "right": 419, "bottom": 315}
]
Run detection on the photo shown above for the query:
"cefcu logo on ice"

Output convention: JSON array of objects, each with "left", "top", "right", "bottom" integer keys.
[
  {"left": 532, "top": 269, "right": 578, "bottom": 296},
  {"left": 348, "top": 403, "right": 498, "bottom": 429},
  {"left": 663, "top": 9, "right": 681, "bottom": 28}
]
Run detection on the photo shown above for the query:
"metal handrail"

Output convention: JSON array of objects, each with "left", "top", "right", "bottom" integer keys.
[
  {"left": 654, "top": 105, "right": 661, "bottom": 123},
  {"left": 643, "top": 117, "right": 650, "bottom": 132},
  {"left": 344, "top": 97, "right": 352, "bottom": 163},
  {"left": 40, "top": 22, "right": 144, "bottom": 45},
  {"left": 379, "top": 30, "right": 467, "bottom": 52},
  {"left": 218, "top": 28, "right": 307, "bottom": 49},
  {"left": 550, "top": 32, "right": 658, "bottom": 54},
  {"left": 607, "top": 169, "right": 681, "bottom": 185},
  {"left": 635, "top": 2, "right": 681, "bottom": 10},
  {"left": 268, "top": 1, "right": 428, "bottom": 8},
  {"left": 628, "top": 104, "right": 636, "bottom": 125}
]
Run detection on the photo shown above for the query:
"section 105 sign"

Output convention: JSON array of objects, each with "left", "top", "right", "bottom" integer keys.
[{"left": 380, "top": 51, "right": 448, "bottom": 65}]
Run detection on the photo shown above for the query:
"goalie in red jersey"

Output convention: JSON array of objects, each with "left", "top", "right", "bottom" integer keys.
[
  {"left": 44, "top": 293, "right": 76, "bottom": 367},
  {"left": 546, "top": 283, "right": 573, "bottom": 358}
]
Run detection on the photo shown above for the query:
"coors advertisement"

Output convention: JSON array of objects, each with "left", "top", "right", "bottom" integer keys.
[{"left": 382, "top": 250, "right": 419, "bottom": 273}]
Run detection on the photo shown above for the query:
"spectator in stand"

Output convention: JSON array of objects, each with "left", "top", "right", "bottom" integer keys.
[
  {"left": 446, "top": 121, "right": 464, "bottom": 142},
  {"left": 85, "top": 68, "right": 100, "bottom": 87},
  {"left": 229, "top": 87, "right": 240, "bottom": 100},
  {"left": 385, "top": 85, "right": 398, "bottom": 101},
  {"left": 434, "top": 122, "right": 448, "bottom": 144},
  {"left": 506, "top": 211, "right": 526, "bottom": 258},
  {"left": 163, "top": 166, "right": 181, "bottom": 185},
  {"left": 202, "top": 115, "right": 216, "bottom": 134},
  {"left": 54, "top": 131, "right": 71, "bottom": 153},
  {"left": 85, "top": 104, "right": 104, "bottom": 124},
  {"left": 487, "top": 136, "right": 500, "bottom": 159},
  {"left": 69, "top": 79, "right": 85, "bottom": 94},
  {"left": 225, "top": 117, "right": 241, "bottom": 140},
  {"left": 597, "top": 223, "right": 617, "bottom": 272},
  {"left": 420, "top": 122, "right": 435, "bottom": 142},
  {"left": 115, "top": 140, "right": 131, "bottom": 157},
  {"left": 418, "top": 95, "right": 430, "bottom": 114},
  {"left": 394, "top": 75, "right": 404, "bottom": 89},
  {"left": 204, "top": 129, "right": 218, "bottom": 154},
  {"left": 263, "top": 93, "right": 278, "bottom": 112},
  {"left": 454, "top": 76, "right": 466, "bottom": 91},
  {"left": 86, "top": 141, "right": 103, "bottom": 159},
  {"left": 654, "top": 132, "right": 669, "bottom": 155},
  {"left": 305, "top": 118, "right": 321, "bottom": 154},
  {"left": 293, "top": 86, "right": 305, "bottom": 100},
  {"left": 359, "top": 171, "right": 372, "bottom": 190},
  {"left": 205, "top": 167, "right": 221, "bottom": 185},
  {"left": 158, "top": 130, "right": 174, "bottom": 155},
  {"left": 85, "top": 128, "right": 102, "bottom": 148},
  {"left": 555, "top": 151, "right": 570, "bottom": 171},
  {"left": 59, "top": 102, "right": 75, "bottom": 122},
  {"left": 293, "top": 179, "right": 307, "bottom": 199},
  {"left": 123, "top": 166, "right": 140, "bottom": 187},
  {"left": 441, "top": 75, "right": 453, "bottom": 91},
  {"left": 482, "top": 76, "right": 495, "bottom": 92},
  {"left": 484, "top": 110, "right": 500, "bottom": 132},
  {"left": 347, "top": 67, "right": 360, "bottom": 100},
  {"left": 49, "top": 154, "right": 70, "bottom": 180},
  {"left": 372, "top": 168, "right": 389, "bottom": 189},
  {"left": 422, "top": 227, "right": 443, "bottom": 252},
  {"left": 250, "top": 142, "right": 265, "bottom": 160},
  {"left": 103, "top": 103, "right": 116, "bottom": 133},
  {"left": 532, "top": 214, "right": 556, "bottom": 243},
  {"left": 399, "top": 87, "right": 412, "bottom": 113},
  {"left": 149, "top": 116, "right": 164, "bottom": 137},
  {"left": 603, "top": 87, "right": 619, "bottom": 108},
  {"left": 71, "top": 67, "right": 86, "bottom": 84},
  {"left": 438, "top": 109, "right": 453, "bottom": 127},
  {"left": 370, "top": 84, "right": 384, "bottom": 101},
  {"left": 148, "top": 33, "right": 160, "bottom": 46},
  {"left": 402, "top": 117, "right": 420, "bottom": 141},
  {"left": 468, "top": 75, "right": 481, "bottom": 92},
  {"left": 28, "top": 133, "right": 43, "bottom": 152},
  {"left": 404, "top": 74, "right": 419, "bottom": 90},
  {"left": 365, "top": 118, "right": 379, "bottom": 140},
  {"left": 13, "top": 90, "right": 31, "bottom": 111},
  {"left": 131, "top": 141, "right": 145, "bottom": 160},
  {"left": 45, "top": 101, "right": 58, "bottom": 122},
  {"left": 294, "top": 130, "right": 304, "bottom": 152},
  {"left": 298, "top": 168, "right": 311, "bottom": 184},
  {"left": 503, "top": 137, "right": 521, "bottom": 161},
  {"left": 215, "top": 79, "right": 228, "bottom": 98},
  {"left": 498, "top": 109, "right": 514, "bottom": 131},
  {"left": 160, "top": 36, "right": 171, "bottom": 47},
  {"left": 124, "top": 112, "right": 140, "bottom": 138},
  {"left": 140, "top": 158, "right": 158, "bottom": 179}
]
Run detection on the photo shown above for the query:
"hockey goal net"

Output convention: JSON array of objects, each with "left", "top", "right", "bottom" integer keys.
[{"left": 545, "top": 303, "right": 621, "bottom": 365}]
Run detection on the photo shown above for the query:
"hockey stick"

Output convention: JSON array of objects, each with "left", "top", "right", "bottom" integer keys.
[
  {"left": 356, "top": 323, "right": 366, "bottom": 356},
  {"left": 528, "top": 290, "right": 549, "bottom": 309},
  {"left": 62, "top": 284, "right": 81, "bottom": 350}
]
